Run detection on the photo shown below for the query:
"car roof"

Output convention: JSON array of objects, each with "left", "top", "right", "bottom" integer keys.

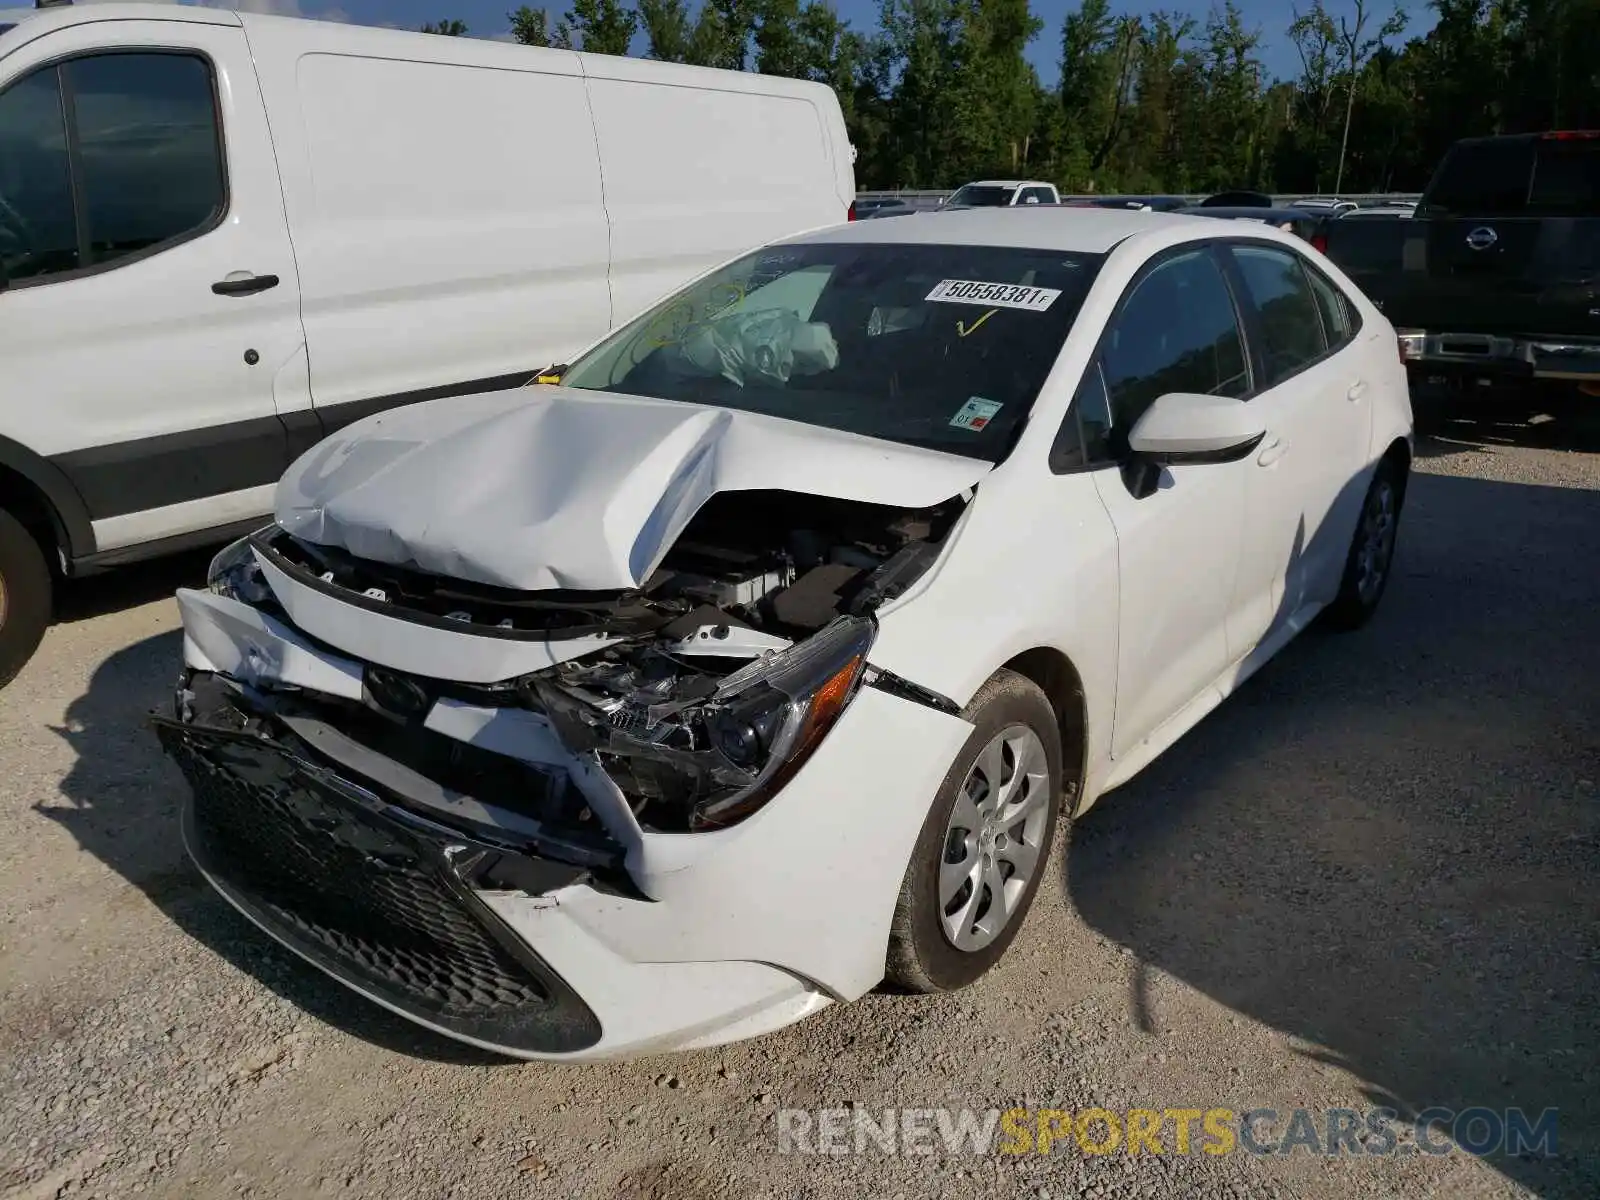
[
  {"left": 784, "top": 206, "right": 1218, "bottom": 255},
  {"left": 960, "top": 180, "right": 1050, "bottom": 189}
]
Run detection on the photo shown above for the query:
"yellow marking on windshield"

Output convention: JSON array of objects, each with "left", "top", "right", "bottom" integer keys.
[{"left": 956, "top": 309, "right": 998, "bottom": 338}]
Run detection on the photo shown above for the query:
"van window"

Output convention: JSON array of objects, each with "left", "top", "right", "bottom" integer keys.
[
  {"left": 0, "top": 69, "right": 78, "bottom": 282},
  {"left": 66, "top": 54, "right": 225, "bottom": 268},
  {"left": 0, "top": 52, "right": 223, "bottom": 286}
]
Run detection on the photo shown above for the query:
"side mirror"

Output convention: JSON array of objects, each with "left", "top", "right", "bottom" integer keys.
[{"left": 1126, "top": 392, "right": 1265, "bottom": 464}]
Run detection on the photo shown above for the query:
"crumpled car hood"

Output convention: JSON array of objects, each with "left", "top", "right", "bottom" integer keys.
[{"left": 274, "top": 386, "right": 992, "bottom": 592}]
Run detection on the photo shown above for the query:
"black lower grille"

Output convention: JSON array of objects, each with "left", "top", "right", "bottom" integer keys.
[{"left": 156, "top": 719, "right": 602, "bottom": 1054}]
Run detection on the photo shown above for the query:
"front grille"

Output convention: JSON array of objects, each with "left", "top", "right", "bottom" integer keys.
[{"left": 156, "top": 721, "right": 601, "bottom": 1054}]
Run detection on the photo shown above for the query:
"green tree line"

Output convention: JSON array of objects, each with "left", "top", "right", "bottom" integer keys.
[{"left": 422, "top": 0, "right": 1600, "bottom": 193}]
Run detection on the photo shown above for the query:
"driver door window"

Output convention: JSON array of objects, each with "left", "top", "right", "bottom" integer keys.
[
  {"left": 0, "top": 52, "right": 224, "bottom": 287},
  {"left": 0, "top": 70, "right": 77, "bottom": 282},
  {"left": 1067, "top": 247, "right": 1249, "bottom": 464}
]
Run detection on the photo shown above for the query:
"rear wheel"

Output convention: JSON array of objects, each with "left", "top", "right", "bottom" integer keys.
[
  {"left": 0, "top": 508, "right": 52, "bottom": 688},
  {"left": 886, "top": 670, "right": 1064, "bottom": 993},
  {"left": 1323, "top": 457, "right": 1405, "bottom": 631}
]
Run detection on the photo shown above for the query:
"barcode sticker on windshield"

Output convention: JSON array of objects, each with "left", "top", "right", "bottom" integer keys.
[{"left": 925, "top": 279, "right": 1062, "bottom": 311}]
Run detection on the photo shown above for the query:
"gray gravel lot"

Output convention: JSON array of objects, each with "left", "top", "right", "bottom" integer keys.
[{"left": 2, "top": 405, "right": 1596, "bottom": 1200}]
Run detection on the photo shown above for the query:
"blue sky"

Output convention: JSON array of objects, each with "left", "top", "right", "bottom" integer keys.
[{"left": 177, "top": 0, "right": 1433, "bottom": 85}]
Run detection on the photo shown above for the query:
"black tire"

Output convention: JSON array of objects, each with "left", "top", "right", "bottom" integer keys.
[
  {"left": 1323, "top": 456, "right": 1406, "bottom": 631},
  {"left": 885, "top": 669, "right": 1065, "bottom": 993},
  {"left": 0, "top": 508, "right": 52, "bottom": 689}
]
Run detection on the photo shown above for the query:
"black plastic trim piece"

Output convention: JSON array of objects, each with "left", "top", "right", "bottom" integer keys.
[
  {"left": 0, "top": 433, "right": 96, "bottom": 559},
  {"left": 50, "top": 413, "right": 292, "bottom": 520},
  {"left": 314, "top": 370, "right": 539, "bottom": 436},
  {"left": 211, "top": 273, "right": 279, "bottom": 296},
  {"left": 865, "top": 667, "right": 963, "bottom": 716}
]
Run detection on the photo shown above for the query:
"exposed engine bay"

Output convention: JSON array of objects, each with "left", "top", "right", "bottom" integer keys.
[{"left": 225, "top": 488, "right": 968, "bottom": 834}]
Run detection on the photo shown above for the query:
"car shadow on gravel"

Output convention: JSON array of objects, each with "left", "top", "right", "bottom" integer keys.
[
  {"left": 1065, "top": 471, "right": 1600, "bottom": 1199},
  {"left": 1413, "top": 395, "right": 1600, "bottom": 456},
  {"left": 40, "top": 628, "right": 509, "bottom": 1067}
]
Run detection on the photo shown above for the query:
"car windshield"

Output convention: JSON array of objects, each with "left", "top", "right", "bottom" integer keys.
[
  {"left": 559, "top": 241, "right": 1103, "bottom": 462},
  {"left": 946, "top": 185, "right": 1015, "bottom": 207}
]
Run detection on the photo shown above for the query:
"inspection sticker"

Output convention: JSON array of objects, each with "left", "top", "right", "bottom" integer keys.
[
  {"left": 925, "top": 279, "right": 1061, "bottom": 311},
  {"left": 950, "top": 396, "right": 1003, "bottom": 431}
]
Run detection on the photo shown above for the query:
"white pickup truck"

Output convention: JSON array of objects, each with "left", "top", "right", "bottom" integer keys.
[{"left": 944, "top": 180, "right": 1061, "bottom": 208}]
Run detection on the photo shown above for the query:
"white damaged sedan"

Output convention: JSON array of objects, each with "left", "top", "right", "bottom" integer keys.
[{"left": 155, "top": 208, "right": 1413, "bottom": 1061}]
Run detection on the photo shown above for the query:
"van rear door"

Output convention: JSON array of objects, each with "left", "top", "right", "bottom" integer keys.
[{"left": 0, "top": 12, "right": 308, "bottom": 555}]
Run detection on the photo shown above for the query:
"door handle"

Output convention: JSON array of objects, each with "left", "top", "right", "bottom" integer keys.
[
  {"left": 1347, "top": 380, "right": 1368, "bottom": 401},
  {"left": 211, "top": 273, "right": 280, "bottom": 297},
  {"left": 1257, "top": 436, "right": 1287, "bottom": 466}
]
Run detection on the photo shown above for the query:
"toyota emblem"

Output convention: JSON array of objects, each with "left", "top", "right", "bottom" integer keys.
[{"left": 1465, "top": 226, "right": 1499, "bottom": 251}]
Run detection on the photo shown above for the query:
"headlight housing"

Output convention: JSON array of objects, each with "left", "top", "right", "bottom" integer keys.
[
  {"left": 207, "top": 533, "right": 273, "bottom": 606},
  {"left": 536, "top": 616, "right": 875, "bottom": 831}
]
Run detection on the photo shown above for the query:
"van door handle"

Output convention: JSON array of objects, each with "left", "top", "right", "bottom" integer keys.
[
  {"left": 1347, "top": 380, "right": 1368, "bottom": 401},
  {"left": 1257, "top": 436, "right": 1288, "bottom": 466},
  {"left": 211, "top": 273, "right": 280, "bottom": 297}
]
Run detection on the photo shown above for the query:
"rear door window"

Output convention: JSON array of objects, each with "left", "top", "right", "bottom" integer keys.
[{"left": 1228, "top": 245, "right": 1329, "bottom": 386}]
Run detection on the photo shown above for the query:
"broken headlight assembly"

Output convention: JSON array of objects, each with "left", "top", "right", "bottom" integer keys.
[
  {"left": 536, "top": 616, "right": 876, "bottom": 831},
  {"left": 207, "top": 533, "right": 273, "bottom": 606}
]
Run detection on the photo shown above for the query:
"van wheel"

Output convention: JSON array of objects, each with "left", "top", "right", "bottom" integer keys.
[
  {"left": 886, "top": 670, "right": 1064, "bottom": 993},
  {"left": 0, "top": 509, "right": 52, "bottom": 688}
]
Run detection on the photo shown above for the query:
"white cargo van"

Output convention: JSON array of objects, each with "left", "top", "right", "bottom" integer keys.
[{"left": 0, "top": 1, "right": 854, "bottom": 683}]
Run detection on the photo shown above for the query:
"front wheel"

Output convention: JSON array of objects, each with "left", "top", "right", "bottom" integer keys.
[
  {"left": 1323, "top": 457, "right": 1405, "bottom": 631},
  {"left": 0, "top": 508, "right": 52, "bottom": 688},
  {"left": 885, "top": 669, "right": 1064, "bottom": 993}
]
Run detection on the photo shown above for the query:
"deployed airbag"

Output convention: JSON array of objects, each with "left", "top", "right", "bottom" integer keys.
[{"left": 681, "top": 309, "right": 840, "bottom": 386}]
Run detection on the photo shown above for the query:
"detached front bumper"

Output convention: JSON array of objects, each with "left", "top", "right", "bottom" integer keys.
[
  {"left": 156, "top": 709, "right": 606, "bottom": 1055},
  {"left": 159, "top": 590, "right": 975, "bottom": 1061}
]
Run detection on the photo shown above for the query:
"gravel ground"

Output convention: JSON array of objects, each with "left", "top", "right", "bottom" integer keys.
[{"left": 2, "top": 404, "right": 1597, "bottom": 1200}]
